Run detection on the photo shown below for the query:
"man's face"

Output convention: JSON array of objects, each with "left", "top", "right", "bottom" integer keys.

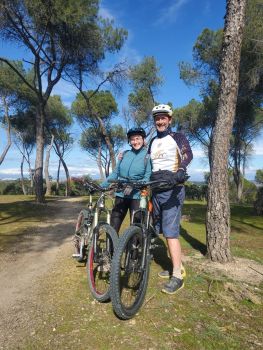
[
  {"left": 129, "top": 134, "right": 144, "bottom": 150},
  {"left": 154, "top": 114, "right": 172, "bottom": 132}
]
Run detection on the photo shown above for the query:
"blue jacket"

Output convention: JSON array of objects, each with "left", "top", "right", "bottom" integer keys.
[{"left": 101, "top": 147, "right": 152, "bottom": 199}]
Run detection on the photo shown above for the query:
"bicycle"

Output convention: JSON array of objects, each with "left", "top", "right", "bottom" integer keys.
[
  {"left": 109, "top": 178, "right": 173, "bottom": 319},
  {"left": 72, "top": 180, "right": 118, "bottom": 302}
]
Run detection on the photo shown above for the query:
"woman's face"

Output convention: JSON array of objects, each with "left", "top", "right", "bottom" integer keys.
[{"left": 129, "top": 134, "right": 144, "bottom": 150}]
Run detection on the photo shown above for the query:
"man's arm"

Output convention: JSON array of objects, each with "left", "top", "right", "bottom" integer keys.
[{"left": 174, "top": 133, "right": 193, "bottom": 170}]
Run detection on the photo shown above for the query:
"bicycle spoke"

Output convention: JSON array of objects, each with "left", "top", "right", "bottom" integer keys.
[
  {"left": 87, "top": 224, "right": 118, "bottom": 302},
  {"left": 118, "top": 232, "right": 144, "bottom": 308}
]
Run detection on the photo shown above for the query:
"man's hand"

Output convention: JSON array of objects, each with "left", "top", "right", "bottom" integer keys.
[{"left": 175, "top": 169, "right": 186, "bottom": 183}]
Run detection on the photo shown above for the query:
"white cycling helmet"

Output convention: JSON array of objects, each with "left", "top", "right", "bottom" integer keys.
[{"left": 152, "top": 104, "right": 173, "bottom": 117}]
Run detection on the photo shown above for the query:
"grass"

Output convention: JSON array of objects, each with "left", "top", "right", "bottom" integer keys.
[
  {"left": 0, "top": 195, "right": 60, "bottom": 250},
  {"left": 1, "top": 195, "right": 262, "bottom": 349}
]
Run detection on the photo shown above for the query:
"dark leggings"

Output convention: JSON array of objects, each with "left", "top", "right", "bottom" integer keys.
[{"left": 110, "top": 196, "right": 141, "bottom": 234}]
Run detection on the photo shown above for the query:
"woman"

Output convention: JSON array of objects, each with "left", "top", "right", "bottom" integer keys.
[{"left": 102, "top": 127, "right": 151, "bottom": 234}]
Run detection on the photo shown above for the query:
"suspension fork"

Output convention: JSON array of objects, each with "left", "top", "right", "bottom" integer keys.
[
  {"left": 92, "top": 208, "right": 99, "bottom": 259},
  {"left": 140, "top": 226, "right": 151, "bottom": 271}
]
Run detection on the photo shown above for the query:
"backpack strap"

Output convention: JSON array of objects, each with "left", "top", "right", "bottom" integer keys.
[{"left": 147, "top": 136, "right": 157, "bottom": 155}]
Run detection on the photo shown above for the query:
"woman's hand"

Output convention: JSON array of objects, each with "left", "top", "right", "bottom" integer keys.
[{"left": 118, "top": 151, "right": 123, "bottom": 161}]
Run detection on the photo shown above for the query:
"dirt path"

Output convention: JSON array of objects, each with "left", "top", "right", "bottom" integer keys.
[
  {"left": 0, "top": 198, "right": 82, "bottom": 350},
  {"left": 0, "top": 198, "right": 262, "bottom": 349}
]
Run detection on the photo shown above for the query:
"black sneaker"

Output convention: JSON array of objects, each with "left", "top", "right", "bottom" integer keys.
[{"left": 161, "top": 276, "right": 184, "bottom": 295}]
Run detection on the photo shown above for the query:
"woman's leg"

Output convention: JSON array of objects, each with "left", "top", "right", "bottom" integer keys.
[{"left": 110, "top": 197, "right": 129, "bottom": 234}]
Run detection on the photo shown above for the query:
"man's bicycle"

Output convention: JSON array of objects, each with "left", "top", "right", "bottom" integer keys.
[
  {"left": 72, "top": 181, "right": 118, "bottom": 302},
  {"left": 109, "top": 179, "right": 173, "bottom": 319}
]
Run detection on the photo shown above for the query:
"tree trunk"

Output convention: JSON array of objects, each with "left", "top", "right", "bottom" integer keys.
[
  {"left": 0, "top": 96, "right": 12, "bottom": 166},
  {"left": 56, "top": 159, "right": 61, "bottom": 195},
  {"left": 233, "top": 165, "right": 243, "bottom": 202},
  {"left": 61, "top": 157, "right": 70, "bottom": 197},
  {"left": 206, "top": 0, "right": 247, "bottom": 262},
  {"left": 34, "top": 107, "right": 45, "bottom": 203},
  {"left": 97, "top": 143, "right": 105, "bottom": 180},
  {"left": 53, "top": 140, "right": 71, "bottom": 196},
  {"left": 96, "top": 116, "right": 116, "bottom": 170},
  {"left": 44, "top": 134, "right": 54, "bottom": 196},
  {"left": 20, "top": 155, "right": 27, "bottom": 195}
]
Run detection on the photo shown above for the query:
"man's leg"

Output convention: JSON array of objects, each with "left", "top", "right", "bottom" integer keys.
[
  {"left": 167, "top": 238, "right": 182, "bottom": 278},
  {"left": 160, "top": 187, "right": 185, "bottom": 294}
]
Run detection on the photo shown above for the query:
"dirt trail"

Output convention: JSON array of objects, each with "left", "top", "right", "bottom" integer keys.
[{"left": 0, "top": 198, "right": 82, "bottom": 350}]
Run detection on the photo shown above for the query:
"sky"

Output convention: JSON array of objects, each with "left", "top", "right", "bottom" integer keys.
[{"left": 0, "top": 0, "right": 262, "bottom": 182}]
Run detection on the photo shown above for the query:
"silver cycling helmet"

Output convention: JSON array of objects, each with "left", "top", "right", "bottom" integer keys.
[{"left": 152, "top": 104, "right": 173, "bottom": 117}]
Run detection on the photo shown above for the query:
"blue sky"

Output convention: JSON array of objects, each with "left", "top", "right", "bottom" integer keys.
[{"left": 0, "top": 0, "right": 262, "bottom": 182}]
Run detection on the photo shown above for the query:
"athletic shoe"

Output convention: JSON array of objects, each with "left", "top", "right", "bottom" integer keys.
[
  {"left": 161, "top": 276, "right": 184, "bottom": 295},
  {"left": 158, "top": 266, "right": 186, "bottom": 279}
]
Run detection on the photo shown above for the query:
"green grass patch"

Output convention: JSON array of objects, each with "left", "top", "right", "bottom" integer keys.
[{"left": 1, "top": 196, "right": 262, "bottom": 349}]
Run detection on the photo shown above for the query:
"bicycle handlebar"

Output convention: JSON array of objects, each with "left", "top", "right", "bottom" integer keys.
[
  {"left": 108, "top": 176, "right": 189, "bottom": 191},
  {"left": 83, "top": 181, "right": 108, "bottom": 193}
]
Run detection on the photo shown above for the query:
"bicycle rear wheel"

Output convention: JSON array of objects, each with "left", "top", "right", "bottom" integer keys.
[
  {"left": 73, "top": 210, "right": 89, "bottom": 262},
  {"left": 110, "top": 226, "right": 151, "bottom": 319},
  {"left": 87, "top": 223, "right": 118, "bottom": 302}
]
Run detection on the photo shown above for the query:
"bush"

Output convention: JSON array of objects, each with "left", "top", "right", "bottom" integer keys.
[
  {"left": 185, "top": 182, "right": 207, "bottom": 200},
  {"left": 254, "top": 187, "right": 263, "bottom": 215},
  {"left": 229, "top": 178, "right": 257, "bottom": 204},
  {"left": 3, "top": 181, "right": 24, "bottom": 195}
]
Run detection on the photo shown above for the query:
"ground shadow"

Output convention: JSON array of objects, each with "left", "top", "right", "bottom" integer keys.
[
  {"left": 180, "top": 226, "right": 207, "bottom": 256},
  {"left": 0, "top": 200, "right": 82, "bottom": 255},
  {"left": 152, "top": 226, "right": 207, "bottom": 272},
  {"left": 152, "top": 236, "right": 172, "bottom": 272}
]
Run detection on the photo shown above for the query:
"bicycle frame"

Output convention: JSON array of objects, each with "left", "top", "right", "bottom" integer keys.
[
  {"left": 126, "top": 189, "right": 155, "bottom": 273},
  {"left": 73, "top": 183, "right": 114, "bottom": 261}
]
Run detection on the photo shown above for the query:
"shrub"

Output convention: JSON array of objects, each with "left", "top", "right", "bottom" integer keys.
[{"left": 254, "top": 187, "right": 263, "bottom": 215}]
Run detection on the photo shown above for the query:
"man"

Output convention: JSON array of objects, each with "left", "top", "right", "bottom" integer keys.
[{"left": 149, "top": 104, "right": 193, "bottom": 294}]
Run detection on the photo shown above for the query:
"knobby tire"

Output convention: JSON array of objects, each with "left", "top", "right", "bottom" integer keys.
[
  {"left": 110, "top": 226, "right": 150, "bottom": 319},
  {"left": 87, "top": 223, "right": 118, "bottom": 302}
]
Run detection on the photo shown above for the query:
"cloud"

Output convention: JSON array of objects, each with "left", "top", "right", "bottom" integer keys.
[
  {"left": 203, "top": 0, "right": 212, "bottom": 16},
  {"left": 99, "top": 6, "right": 115, "bottom": 21},
  {"left": 0, "top": 168, "right": 24, "bottom": 176},
  {"left": 156, "top": 0, "right": 190, "bottom": 25},
  {"left": 254, "top": 146, "right": 263, "bottom": 156},
  {"left": 192, "top": 148, "right": 205, "bottom": 158},
  {"left": 189, "top": 166, "right": 210, "bottom": 174},
  {"left": 51, "top": 80, "right": 78, "bottom": 104}
]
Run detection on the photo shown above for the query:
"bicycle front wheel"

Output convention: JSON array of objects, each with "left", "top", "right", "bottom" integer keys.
[
  {"left": 110, "top": 226, "right": 151, "bottom": 319},
  {"left": 87, "top": 223, "right": 118, "bottom": 302}
]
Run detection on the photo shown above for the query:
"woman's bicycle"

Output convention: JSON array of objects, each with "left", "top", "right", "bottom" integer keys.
[
  {"left": 72, "top": 180, "right": 118, "bottom": 302},
  {"left": 109, "top": 179, "right": 173, "bottom": 319}
]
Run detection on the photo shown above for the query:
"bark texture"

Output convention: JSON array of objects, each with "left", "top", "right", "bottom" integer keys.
[
  {"left": 0, "top": 97, "right": 11, "bottom": 165},
  {"left": 44, "top": 134, "right": 54, "bottom": 196},
  {"left": 53, "top": 140, "right": 71, "bottom": 197},
  {"left": 206, "top": 0, "right": 247, "bottom": 262},
  {"left": 20, "top": 155, "right": 27, "bottom": 195},
  {"left": 34, "top": 108, "right": 45, "bottom": 203}
]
